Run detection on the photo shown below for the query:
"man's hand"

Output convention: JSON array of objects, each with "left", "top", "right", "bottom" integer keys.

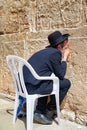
[
  {"left": 61, "top": 42, "right": 70, "bottom": 61},
  {"left": 62, "top": 48, "right": 70, "bottom": 61}
]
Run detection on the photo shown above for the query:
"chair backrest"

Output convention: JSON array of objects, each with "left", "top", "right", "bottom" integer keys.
[{"left": 6, "top": 55, "right": 41, "bottom": 97}]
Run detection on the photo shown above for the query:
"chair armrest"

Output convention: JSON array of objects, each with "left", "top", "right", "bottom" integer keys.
[{"left": 36, "top": 73, "right": 58, "bottom": 81}]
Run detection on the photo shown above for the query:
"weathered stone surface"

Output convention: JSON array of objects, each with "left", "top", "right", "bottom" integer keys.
[
  {"left": 36, "top": 0, "right": 83, "bottom": 30},
  {"left": 0, "top": 0, "right": 29, "bottom": 34},
  {"left": 64, "top": 38, "right": 87, "bottom": 114},
  {"left": 75, "top": 111, "right": 87, "bottom": 126},
  {"left": 61, "top": 110, "right": 75, "bottom": 122},
  {"left": 0, "top": 33, "right": 26, "bottom": 43},
  {"left": 0, "top": 0, "right": 87, "bottom": 126},
  {"left": 1, "top": 41, "right": 25, "bottom": 94},
  {"left": 61, "top": 110, "right": 87, "bottom": 126}
]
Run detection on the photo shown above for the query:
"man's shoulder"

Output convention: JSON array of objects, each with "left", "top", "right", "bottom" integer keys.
[
  {"left": 29, "top": 47, "right": 60, "bottom": 60},
  {"left": 35, "top": 48, "right": 61, "bottom": 58},
  {"left": 45, "top": 47, "right": 61, "bottom": 54},
  {"left": 41, "top": 47, "right": 59, "bottom": 53}
]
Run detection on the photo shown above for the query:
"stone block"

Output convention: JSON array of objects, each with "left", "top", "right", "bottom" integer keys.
[
  {"left": 0, "top": 33, "right": 26, "bottom": 43},
  {"left": 1, "top": 40, "right": 25, "bottom": 93}
]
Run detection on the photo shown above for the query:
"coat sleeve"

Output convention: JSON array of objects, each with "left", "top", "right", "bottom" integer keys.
[{"left": 49, "top": 51, "right": 67, "bottom": 79}]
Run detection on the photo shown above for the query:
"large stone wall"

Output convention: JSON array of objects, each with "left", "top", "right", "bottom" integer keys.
[{"left": 0, "top": 0, "right": 87, "bottom": 125}]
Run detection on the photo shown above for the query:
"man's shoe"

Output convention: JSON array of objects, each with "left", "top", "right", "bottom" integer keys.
[
  {"left": 34, "top": 111, "right": 53, "bottom": 125},
  {"left": 46, "top": 109, "right": 57, "bottom": 119},
  {"left": 17, "top": 110, "right": 26, "bottom": 118}
]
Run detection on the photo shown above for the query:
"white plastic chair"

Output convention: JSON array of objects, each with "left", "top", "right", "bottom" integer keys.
[{"left": 6, "top": 55, "right": 60, "bottom": 130}]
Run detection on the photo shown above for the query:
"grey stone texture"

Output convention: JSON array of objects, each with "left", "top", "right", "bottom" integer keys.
[{"left": 0, "top": 0, "right": 87, "bottom": 126}]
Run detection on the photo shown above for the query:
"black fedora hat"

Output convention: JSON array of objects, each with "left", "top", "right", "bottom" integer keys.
[{"left": 47, "top": 31, "right": 70, "bottom": 47}]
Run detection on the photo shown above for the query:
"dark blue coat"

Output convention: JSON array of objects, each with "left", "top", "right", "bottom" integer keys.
[{"left": 23, "top": 47, "right": 67, "bottom": 94}]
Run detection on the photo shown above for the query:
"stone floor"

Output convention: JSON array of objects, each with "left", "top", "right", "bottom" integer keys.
[{"left": 0, "top": 93, "right": 87, "bottom": 130}]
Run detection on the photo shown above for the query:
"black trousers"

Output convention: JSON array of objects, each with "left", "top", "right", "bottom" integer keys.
[{"left": 36, "top": 78, "right": 71, "bottom": 113}]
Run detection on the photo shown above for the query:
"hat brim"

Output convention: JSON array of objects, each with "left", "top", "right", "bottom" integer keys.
[{"left": 46, "top": 33, "right": 70, "bottom": 48}]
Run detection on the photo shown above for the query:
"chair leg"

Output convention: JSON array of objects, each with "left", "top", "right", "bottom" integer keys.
[
  {"left": 55, "top": 92, "right": 60, "bottom": 125},
  {"left": 13, "top": 94, "right": 19, "bottom": 124},
  {"left": 26, "top": 97, "right": 35, "bottom": 130}
]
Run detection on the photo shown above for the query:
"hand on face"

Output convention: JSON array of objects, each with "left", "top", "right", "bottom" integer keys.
[{"left": 62, "top": 40, "right": 70, "bottom": 61}]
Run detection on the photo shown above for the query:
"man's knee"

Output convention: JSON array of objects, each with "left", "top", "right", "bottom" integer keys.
[
  {"left": 66, "top": 79, "right": 71, "bottom": 89},
  {"left": 60, "top": 79, "right": 71, "bottom": 90}
]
